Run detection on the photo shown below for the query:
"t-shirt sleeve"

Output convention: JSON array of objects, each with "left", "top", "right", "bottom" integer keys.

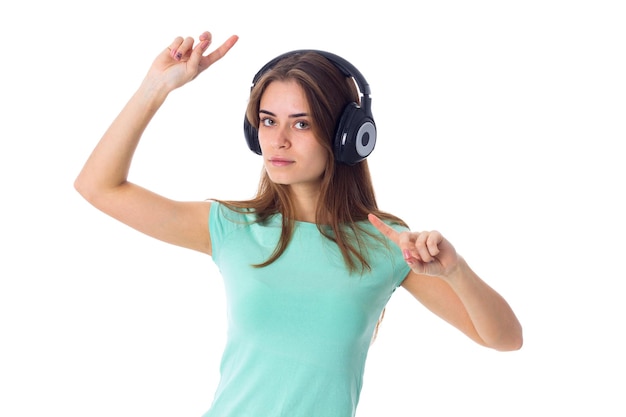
[
  {"left": 209, "top": 201, "right": 256, "bottom": 267},
  {"left": 209, "top": 201, "right": 234, "bottom": 266},
  {"left": 208, "top": 201, "right": 222, "bottom": 264}
]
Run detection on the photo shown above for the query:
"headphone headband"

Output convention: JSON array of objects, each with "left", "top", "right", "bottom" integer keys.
[{"left": 250, "top": 50, "right": 371, "bottom": 97}]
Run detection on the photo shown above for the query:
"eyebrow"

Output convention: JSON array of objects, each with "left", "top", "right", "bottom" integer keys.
[{"left": 259, "top": 109, "right": 310, "bottom": 118}]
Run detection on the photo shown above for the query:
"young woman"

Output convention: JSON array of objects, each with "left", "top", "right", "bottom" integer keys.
[{"left": 74, "top": 31, "right": 522, "bottom": 417}]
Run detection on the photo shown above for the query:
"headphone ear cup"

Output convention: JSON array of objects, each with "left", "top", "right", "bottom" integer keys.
[
  {"left": 333, "top": 103, "right": 377, "bottom": 165},
  {"left": 243, "top": 116, "right": 262, "bottom": 155}
]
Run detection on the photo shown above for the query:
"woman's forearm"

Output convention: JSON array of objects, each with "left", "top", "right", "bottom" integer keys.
[
  {"left": 447, "top": 257, "right": 523, "bottom": 351},
  {"left": 74, "top": 80, "right": 169, "bottom": 201}
]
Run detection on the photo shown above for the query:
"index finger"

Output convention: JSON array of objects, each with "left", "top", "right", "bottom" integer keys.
[
  {"left": 198, "top": 34, "right": 239, "bottom": 72},
  {"left": 368, "top": 213, "right": 400, "bottom": 245}
]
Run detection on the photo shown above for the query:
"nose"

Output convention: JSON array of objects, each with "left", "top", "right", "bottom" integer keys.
[{"left": 269, "top": 124, "right": 291, "bottom": 150}]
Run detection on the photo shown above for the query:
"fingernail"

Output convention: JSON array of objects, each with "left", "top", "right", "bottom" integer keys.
[
  {"left": 175, "top": 52, "right": 183, "bottom": 60},
  {"left": 402, "top": 249, "right": 411, "bottom": 260}
]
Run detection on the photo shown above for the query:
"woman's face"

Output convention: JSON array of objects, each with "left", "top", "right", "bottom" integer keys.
[{"left": 257, "top": 80, "right": 328, "bottom": 190}]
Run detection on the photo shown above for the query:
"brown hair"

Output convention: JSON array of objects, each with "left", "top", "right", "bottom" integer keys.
[{"left": 218, "top": 52, "right": 408, "bottom": 273}]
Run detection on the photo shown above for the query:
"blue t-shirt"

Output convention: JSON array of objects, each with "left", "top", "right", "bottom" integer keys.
[{"left": 203, "top": 202, "right": 411, "bottom": 417}]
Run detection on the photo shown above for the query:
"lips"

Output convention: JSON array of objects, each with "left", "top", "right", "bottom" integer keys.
[{"left": 268, "top": 157, "right": 294, "bottom": 167}]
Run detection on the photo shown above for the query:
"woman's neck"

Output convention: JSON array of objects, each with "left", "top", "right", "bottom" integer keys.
[{"left": 289, "top": 184, "right": 320, "bottom": 223}]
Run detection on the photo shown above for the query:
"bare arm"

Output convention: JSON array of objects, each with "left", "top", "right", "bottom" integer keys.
[
  {"left": 74, "top": 32, "right": 238, "bottom": 255},
  {"left": 368, "top": 214, "right": 523, "bottom": 351}
]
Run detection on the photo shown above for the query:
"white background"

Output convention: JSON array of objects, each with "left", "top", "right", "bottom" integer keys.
[{"left": 1, "top": 1, "right": 624, "bottom": 416}]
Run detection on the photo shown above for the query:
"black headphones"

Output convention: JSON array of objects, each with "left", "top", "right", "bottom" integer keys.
[{"left": 243, "top": 50, "right": 376, "bottom": 166}]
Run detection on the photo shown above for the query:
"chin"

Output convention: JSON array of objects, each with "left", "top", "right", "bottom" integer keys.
[{"left": 266, "top": 175, "right": 291, "bottom": 185}]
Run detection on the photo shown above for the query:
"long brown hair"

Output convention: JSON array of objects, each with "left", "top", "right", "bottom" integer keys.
[{"left": 217, "top": 51, "right": 408, "bottom": 273}]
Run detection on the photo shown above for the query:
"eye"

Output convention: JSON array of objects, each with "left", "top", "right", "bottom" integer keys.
[
  {"left": 294, "top": 120, "right": 310, "bottom": 130},
  {"left": 260, "top": 117, "right": 275, "bottom": 127}
]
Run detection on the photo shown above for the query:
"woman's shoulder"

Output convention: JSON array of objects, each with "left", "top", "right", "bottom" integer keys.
[{"left": 210, "top": 200, "right": 257, "bottom": 223}]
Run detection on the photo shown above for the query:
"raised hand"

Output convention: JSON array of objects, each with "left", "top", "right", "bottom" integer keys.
[
  {"left": 368, "top": 213, "right": 460, "bottom": 279},
  {"left": 144, "top": 31, "right": 239, "bottom": 93}
]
